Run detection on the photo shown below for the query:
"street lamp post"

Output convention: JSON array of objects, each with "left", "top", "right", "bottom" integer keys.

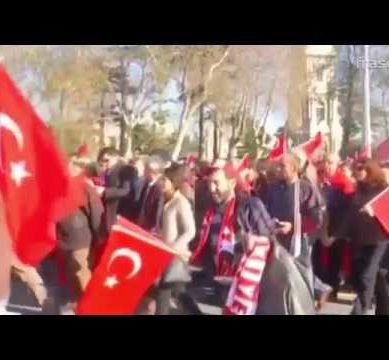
[{"left": 364, "top": 45, "right": 372, "bottom": 158}]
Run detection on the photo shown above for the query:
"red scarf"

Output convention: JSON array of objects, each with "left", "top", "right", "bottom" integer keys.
[
  {"left": 224, "top": 235, "right": 271, "bottom": 315},
  {"left": 191, "top": 197, "right": 237, "bottom": 276}
]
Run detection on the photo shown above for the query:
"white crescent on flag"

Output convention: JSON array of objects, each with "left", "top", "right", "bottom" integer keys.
[
  {"left": 107, "top": 248, "right": 142, "bottom": 280},
  {"left": 0, "top": 113, "right": 24, "bottom": 150}
]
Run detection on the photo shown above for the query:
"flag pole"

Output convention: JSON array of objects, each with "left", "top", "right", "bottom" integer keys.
[{"left": 363, "top": 45, "right": 372, "bottom": 158}]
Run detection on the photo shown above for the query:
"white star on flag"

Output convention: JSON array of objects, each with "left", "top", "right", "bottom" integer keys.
[
  {"left": 104, "top": 276, "right": 119, "bottom": 289},
  {"left": 10, "top": 161, "right": 31, "bottom": 187}
]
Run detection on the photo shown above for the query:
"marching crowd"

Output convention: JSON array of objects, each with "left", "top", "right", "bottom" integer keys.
[{"left": 6, "top": 142, "right": 389, "bottom": 316}]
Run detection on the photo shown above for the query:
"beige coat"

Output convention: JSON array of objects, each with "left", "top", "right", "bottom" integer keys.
[
  {"left": 162, "top": 191, "right": 196, "bottom": 253},
  {"left": 161, "top": 191, "right": 196, "bottom": 283}
]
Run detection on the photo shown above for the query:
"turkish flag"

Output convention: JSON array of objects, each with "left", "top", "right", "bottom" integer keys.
[
  {"left": 297, "top": 132, "right": 323, "bottom": 160},
  {"left": 268, "top": 133, "right": 287, "bottom": 161},
  {"left": 238, "top": 153, "right": 251, "bottom": 171},
  {"left": 0, "top": 65, "right": 80, "bottom": 267},
  {"left": 375, "top": 138, "right": 389, "bottom": 163},
  {"left": 76, "top": 217, "right": 175, "bottom": 315},
  {"left": 367, "top": 187, "right": 389, "bottom": 236}
]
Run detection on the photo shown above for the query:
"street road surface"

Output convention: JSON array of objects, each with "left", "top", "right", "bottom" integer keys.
[{"left": 6, "top": 277, "right": 355, "bottom": 316}]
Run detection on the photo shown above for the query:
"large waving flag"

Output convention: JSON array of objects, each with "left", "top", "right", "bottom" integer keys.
[
  {"left": 267, "top": 133, "right": 287, "bottom": 161},
  {"left": 297, "top": 132, "right": 323, "bottom": 160},
  {"left": 366, "top": 187, "right": 389, "bottom": 236},
  {"left": 77, "top": 217, "right": 176, "bottom": 315},
  {"left": 0, "top": 65, "right": 82, "bottom": 267}
]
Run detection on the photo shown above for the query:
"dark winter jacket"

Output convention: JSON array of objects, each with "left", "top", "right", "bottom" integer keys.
[
  {"left": 57, "top": 184, "right": 104, "bottom": 251},
  {"left": 102, "top": 161, "right": 133, "bottom": 235},
  {"left": 336, "top": 182, "right": 389, "bottom": 247}
]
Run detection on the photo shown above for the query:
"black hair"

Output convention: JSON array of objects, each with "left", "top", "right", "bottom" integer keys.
[
  {"left": 97, "top": 147, "right": 120, "bottom": 162},
  {"left": 164, "top": 163, "right": 188, "bottom": 190}
]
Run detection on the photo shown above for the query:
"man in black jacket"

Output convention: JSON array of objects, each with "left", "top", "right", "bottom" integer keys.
[
  {"left": 118, "top": 157, "right": 147, "bottom": 223},
  {"left": 137, "top": 156, "right": 165, "bottom": 235},
  {"left": 97, "top": 147, "right": 132, "bottom": 237}
]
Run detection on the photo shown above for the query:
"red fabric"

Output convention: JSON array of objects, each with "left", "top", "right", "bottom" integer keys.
[
  {"left": 375, "top": 138, "right": 389, "bottom": 163},
  {"left": 76, "top": 218, "right": 174, "bottom": 315},
  {"left": 268, "top": 133, "right": 287, "bottom": 160},
  {"left": 76, "top": 143, "right": 89, "bottom": 157},
  {"left": 342, "top": 241, "right": 352, "bottom": 278},
  {"left": 298, "top": 132, "right": 323, "bottom": 160},
  {"left": 191, "top": 197, "right": 237, "bottom": 277},
  {"left": 186, "top": 154, "right": 197, "bottom": 169},
  {"left": 369, "top": 187, "right": 389, "bottom": 236},
  {"left": 0, "top": 66, "right": 80, "bottom": 267},
  {"left": 320, "top": 243, "right": 330, "bottom": 269},
  {"left": 238, "top": 154, "right": 251, "bottom": 171},
  {"left": 301, "top": 217, "right": 319, "bottom": 235},
  {"left": 55, "top": 249, "right": 68, "bottom": 287},
  {"left": 330, "top": 168, "right": 356, "bottom": 195}
]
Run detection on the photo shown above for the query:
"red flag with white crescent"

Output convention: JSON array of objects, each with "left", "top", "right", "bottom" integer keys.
[
  {"left": 366, "top": 187, "right": 389, "bottom": 236},
  {"left": 268, "top": 133, "right": 287, "bottom": 161},
  {"left": 76, "top": 217, "right": 175, "bottom": 315},
  {"left": 0, "top": 65, "right": 82, "bottom": 267},
  {"left": 297, "top": 132, "right": 323, "bottom": 160}
]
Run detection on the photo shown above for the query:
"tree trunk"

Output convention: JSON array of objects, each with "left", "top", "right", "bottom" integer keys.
[
  {"left": 177, "top": 68, "right": 188, "bottom": 134},
  {"left": 59, "top": 89, "right": 66, "bottom": 121},
  {"left": 383, "top": 90, "right": 388, "bottom": 138},
  {"left": 341, "top": 57, "right": 357, "bottom": 157},
  {"left": 125, "top": 128, "right": 133, "bottom": 160},
  {"left": 198, "top": 102, "right": 205, "bottom": 160},
  {"left": 213, "top": 113, "right": 219, "bottom": 161},
  {"left": 171, "top": 99, "right": 193, "bottom": 161},
  {"left": 99, "top": 120, "right": 105, "bottom": 149},
  {"left": 99, "top": 90, "right": 106, "bottom": 149},
  {"left": 119, "top": 117, "right": 127, "bottom": 156}
]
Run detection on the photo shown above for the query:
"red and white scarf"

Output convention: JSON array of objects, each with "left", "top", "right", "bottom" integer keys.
[
  {"left": 224, "top": 235, "right": 271, "bottom": 315},
  {"left": 191, "top": 197, "right": 237, "bottom": 276}
]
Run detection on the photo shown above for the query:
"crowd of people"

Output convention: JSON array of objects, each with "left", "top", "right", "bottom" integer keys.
[{"left": 8, "top": 144, "right": 389, "bottom": 316}]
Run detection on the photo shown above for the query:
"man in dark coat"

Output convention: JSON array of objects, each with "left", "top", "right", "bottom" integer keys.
[
  {"left": 97, "top": 147, "right": 132, "bottom": 237},
  {"left": 137, "top": 156, "right": 165, "bottom": 235},
  {"left": 118, "top": 158, "right": 147, "bottom": 223},
  {"left": 264, "top": 153, "right": 323, "bottom": 259}
]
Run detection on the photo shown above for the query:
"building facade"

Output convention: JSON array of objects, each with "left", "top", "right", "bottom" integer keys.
[{"left": 304, "top": 45, "right": 343, "bottom": 155}]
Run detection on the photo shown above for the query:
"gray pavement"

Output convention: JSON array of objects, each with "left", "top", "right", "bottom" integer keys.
[{"left": 6, "top": 275, "right": 355, "bottom": 316}]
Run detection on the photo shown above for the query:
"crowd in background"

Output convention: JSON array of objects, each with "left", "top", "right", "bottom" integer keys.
[{"left": 10, "top": 143, "right": 389, "bottom": 315}]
